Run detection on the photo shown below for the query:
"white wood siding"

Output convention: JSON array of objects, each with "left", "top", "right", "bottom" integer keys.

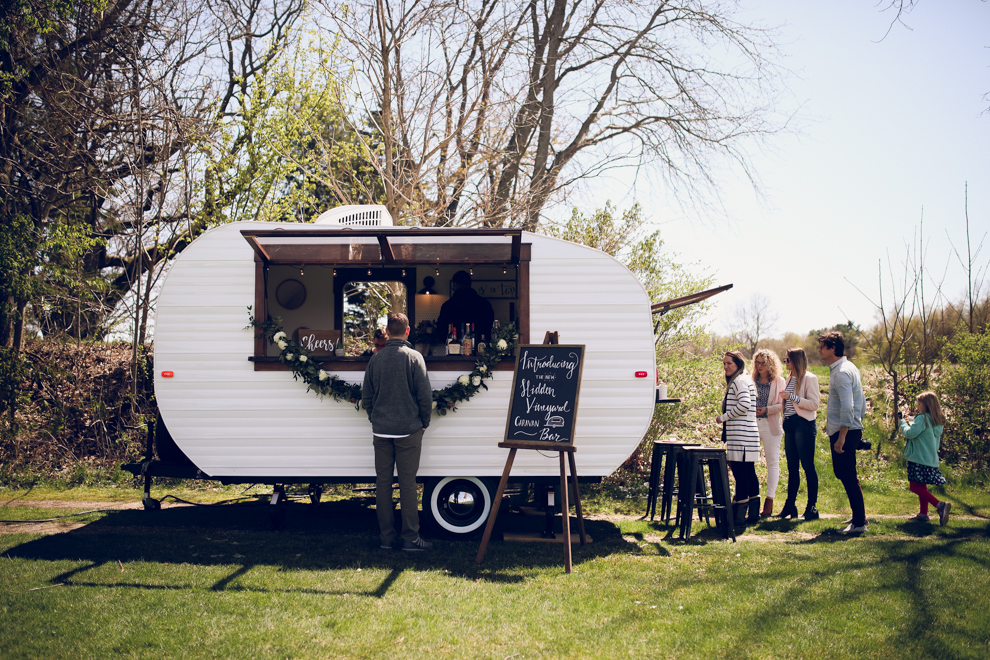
[{"left": 155, "top": 223, "right": 656, "bottom": 478}]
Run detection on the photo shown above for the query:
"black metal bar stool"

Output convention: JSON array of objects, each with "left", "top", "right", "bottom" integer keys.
[
  {"left": 646, "top": 441, "right": 698, "bottom": 521},
  {"left": 677, "top": 447, "right": 736, "bottom": 542}
]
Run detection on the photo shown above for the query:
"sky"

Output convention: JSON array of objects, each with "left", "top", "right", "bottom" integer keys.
[{"left": 577, "top": 0, "right": 990, "bottom": 338}]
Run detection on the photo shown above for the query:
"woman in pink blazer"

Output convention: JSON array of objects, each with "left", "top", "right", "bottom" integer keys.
[
  {"left": 751, "top": 349, "right": 787, "bottom": 517},
  {"left": 776, "top": 347, "right": 821, "bottom": 520}
]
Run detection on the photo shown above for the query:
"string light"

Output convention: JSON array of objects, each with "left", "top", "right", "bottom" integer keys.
[
  {"left": 299, "top": 264, "right": 305, "bottom": 276},
  {"left": 367, "top": 267, "right": 372, "bottom": 276},
  {"left": 402, "top": 269, "right": 406, "bottom": 277},
  {"left": 435, "top": 267, "right": 440, "bottom": 276},
  {"left": 469, "top": 267, "right": 473, "bottom": 276},
  {"left": 502, "top": 265, "right": 507, "bottom": 274},
  {"left": 333, "top": 268, "right": 337, "bottom": 277}
]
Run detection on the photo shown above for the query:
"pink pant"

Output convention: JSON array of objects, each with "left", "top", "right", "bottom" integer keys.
[{"left": 910, "top": 481, "right": 940, "bottom": 515}]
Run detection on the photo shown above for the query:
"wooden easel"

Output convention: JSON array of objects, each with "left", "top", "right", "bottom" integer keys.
[{"left": 474, "top": 331, "right": 587, "bottom": 573}]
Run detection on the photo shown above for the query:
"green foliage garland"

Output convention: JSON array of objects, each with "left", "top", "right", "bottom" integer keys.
[{"left": 248, "top": 309, "right": 517, "bottom": 416}]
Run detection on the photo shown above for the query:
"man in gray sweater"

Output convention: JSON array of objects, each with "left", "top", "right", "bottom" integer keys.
[{"left": 362, "top": 313, "right": 434, "bottom": 551}]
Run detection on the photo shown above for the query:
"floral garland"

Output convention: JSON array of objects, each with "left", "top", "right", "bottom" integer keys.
[{"left": 248, "top": 309, "right": 517, "bottom": 416}]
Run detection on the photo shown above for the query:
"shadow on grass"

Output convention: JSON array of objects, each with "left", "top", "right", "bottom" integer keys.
[{"left": 1, "top": 495, "right": 643, "bottom": 596}]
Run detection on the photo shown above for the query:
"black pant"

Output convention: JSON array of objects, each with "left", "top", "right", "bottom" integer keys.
[
  {"left": 783, "top": 415, "right": 819, "bottom": 508},
  {"left": 830, "top": 429, "right": 867, "bottom": 526},
  {"left": 728, "top": 460, "right": 759, "bottom": 503}
]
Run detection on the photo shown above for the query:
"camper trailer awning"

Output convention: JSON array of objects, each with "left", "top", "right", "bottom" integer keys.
[
  {"left": 240, "top": 227, "right": 525, "bottom": 266},
  {"left": 651, "top": 284, "right": 734, "bottom": 317}
]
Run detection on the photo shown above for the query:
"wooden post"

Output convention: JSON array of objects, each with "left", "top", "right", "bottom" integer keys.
[{"left": 474, "top": 447, "right": 517, "bottom": 564}]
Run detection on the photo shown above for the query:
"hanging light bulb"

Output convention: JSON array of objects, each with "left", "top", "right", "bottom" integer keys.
[
  {"left": 300, "top": 264, "right": 305, "bottom": 276},
  {"left": 333, "top": 268, "right": 337, "bottom": 277},
  {"left": 502, "top": 265, "right": 507, "bottom": 274},
  {"left": 469, "top": 267, "right": 473, "bottom": 276},
  {"left": 367, "top": 267, "right": 372, "bottom": 276},
  {"left": 402, "top": 269, "right": 407, "bottom": 277},
  {"left": 435, "top": 267, "right": 440, "bottom": 276}
]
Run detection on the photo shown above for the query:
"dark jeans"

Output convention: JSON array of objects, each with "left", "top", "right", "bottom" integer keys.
[
  {"left": 783, "top": 415, "right": 819, "bottom": 508},
  {"left": 373, "top": 429, "right": 424, "bottom": 544},
  {"left": 830, "top": 429, "right": 867, "bottom": 526},
  {"left": 728, "top": 460, "right": 760, "bottom": 503}
]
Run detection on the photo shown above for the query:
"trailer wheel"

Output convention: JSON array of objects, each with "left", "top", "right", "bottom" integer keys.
[{"left": 424, "top": 477, "right": 496, "bottom": 537}]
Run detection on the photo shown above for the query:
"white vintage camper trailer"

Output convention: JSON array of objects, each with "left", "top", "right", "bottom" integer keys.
[{"left": 143, "top": 205, "right": 664, "bottom": 534}]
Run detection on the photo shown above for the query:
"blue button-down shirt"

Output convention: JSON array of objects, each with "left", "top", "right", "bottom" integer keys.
[{"left": 826, "top": 356, "right": 865, "bottom": 436}]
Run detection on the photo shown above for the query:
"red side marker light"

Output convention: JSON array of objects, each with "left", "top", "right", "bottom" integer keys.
[
  {"left": 635, "top": 371, "right": 648, "bottom": 378},
  {"left": 161, "top": 371, "right": 174, "bottom": 378}
]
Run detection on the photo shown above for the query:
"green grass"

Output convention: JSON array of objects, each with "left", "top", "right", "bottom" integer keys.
[
  {"left": 2, "top": 361, "right": 987, "bottom": 658},
  {"left": 1, "top": 480, "right": 989, "bottom": 659}
]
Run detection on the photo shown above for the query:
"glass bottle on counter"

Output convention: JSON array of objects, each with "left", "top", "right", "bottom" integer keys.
[
  {"left": 462, "top": 323, "right": 473, "bottom": 356},
  {"left": 446, "top": 324, "right": 461, "bottom": 355},
  {"left": 475, "top": 325, "right": 487, "bottom": 356}
]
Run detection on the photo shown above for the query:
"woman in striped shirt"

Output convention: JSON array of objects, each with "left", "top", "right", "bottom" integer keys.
[
  {"left": 775, "top": 348, "right": 821, "bottom": 520},
  {"left": 715, "top": 351, "right": 761, "bottom": 526}
]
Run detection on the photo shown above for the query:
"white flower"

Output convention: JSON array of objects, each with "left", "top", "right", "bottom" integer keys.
[
  {"left": 276, "top": 339, "right": 287, "bottom": 350},
  {"left": 478, "top": 365, "right": 487, "bottom": 373},
  {"left": 319, "top": 370, "right": 329, "bottom": 381},
  {"left": 431, "top": 401, "right": 437, "bottom": 409},
  {"left": 472, "top": 375, "right": 481, "bottom": 386},
  {"left": 286, "top": 353, "right": 295, "bottom": 361},
  {"left": 299, "top": 355, "right": 308, "bottom": 363},
  {"left": 273, "top": 331, "right": 286, "bottom": 342},
  {"left": 496, "top": 339, "right": 507, "bottom": 351},
  {"left": 458, "top": 375, "right": 469, "bottom": 385}
]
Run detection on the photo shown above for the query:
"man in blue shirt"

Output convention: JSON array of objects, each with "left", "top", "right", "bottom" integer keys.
[{"left": 819, "top": 331, "right": 868, "bottom": 534}]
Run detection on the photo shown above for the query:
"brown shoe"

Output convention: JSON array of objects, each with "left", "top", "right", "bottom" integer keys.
[{"left": 760, "top": 497, "right": 774, "bottom": 518}]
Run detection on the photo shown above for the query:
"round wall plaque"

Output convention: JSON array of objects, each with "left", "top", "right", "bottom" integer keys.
[{"left": 275, "top": 278, "right": 307, "bottom": 310}]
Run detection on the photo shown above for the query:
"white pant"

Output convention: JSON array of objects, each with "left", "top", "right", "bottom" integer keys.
[{"left": 757, "top": 418, "right": 782, "bottom": 499}]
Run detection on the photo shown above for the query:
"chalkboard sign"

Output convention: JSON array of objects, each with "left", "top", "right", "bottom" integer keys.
[{"left": 504, "top": 344, "right": 585, "bottom": 446}]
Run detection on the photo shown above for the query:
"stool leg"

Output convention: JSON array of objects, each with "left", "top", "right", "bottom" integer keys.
[
  {"left": 717, "top": 455, "right": 736, "bottom": 542},
  {"left": 710, "top": 463, "right": 724, "bottom": 527},
  {"left": 680, "top": 457, "right": 700, "bottom": 540},
  {"left": 660, "top": 449, "right": 677, "bottom": 523},
  {"left": 696, "top": 464, "right": 710, "bottom": 525}
]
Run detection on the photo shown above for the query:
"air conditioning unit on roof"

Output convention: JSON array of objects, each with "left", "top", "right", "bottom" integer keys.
[{"left": 313, "top": 205, "right": 393, "bottom": 227}]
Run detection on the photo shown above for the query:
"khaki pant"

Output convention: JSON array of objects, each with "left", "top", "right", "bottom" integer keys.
[{"left": 373, "top": 429, "right": 424, "bottom": 544}]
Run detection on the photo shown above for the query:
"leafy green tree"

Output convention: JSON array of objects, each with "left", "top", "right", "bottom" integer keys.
[
  {"left": 202, "top": 34, "right": 384, "bottom": 226},
  {"left": 938, "top": 328, "right": 990, "bottom": 470},
  {"left": 808, "top": 321, "right": 862, "bottom": 362},
  {"left": 0, "top": 0, "right": 307, "bottom": 346}
]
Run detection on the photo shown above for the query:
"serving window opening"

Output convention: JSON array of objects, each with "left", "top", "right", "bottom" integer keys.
[{"left": 243, "top": 227, "right": 531, "bottom": 371}]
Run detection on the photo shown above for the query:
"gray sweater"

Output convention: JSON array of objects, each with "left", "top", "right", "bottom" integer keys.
[{"left": 361, "top": 339, "right": 433, "bottom": 435}]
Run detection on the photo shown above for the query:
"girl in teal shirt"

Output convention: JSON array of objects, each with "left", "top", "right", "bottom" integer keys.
[{"left": 899, "top": 391, "right": 951, "bottom": 526}]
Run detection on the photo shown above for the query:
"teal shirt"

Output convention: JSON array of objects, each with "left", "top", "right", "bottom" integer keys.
[{"left": 899, "top": 413, "right": 943, "bottom": 468}]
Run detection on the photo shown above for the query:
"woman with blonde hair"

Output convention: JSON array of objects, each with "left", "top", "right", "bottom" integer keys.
[
  {"left": 899, "top": 391, "right": 951, "bottom": 525},
  {"left": 751, "top": 349, "right": 787, "bottom": 517},
  {"left": 715, "top": 350, "right": 762, "bottom": 526},
  {"left": 776, "top": 348, "right": 821, "bottom": 520}
]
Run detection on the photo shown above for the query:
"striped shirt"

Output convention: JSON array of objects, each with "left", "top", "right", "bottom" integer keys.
[
  {"left": 720, "top": 374, "right": 760, "bottom": 462},
  {"left": 783, "top": 376, "right": 797, "bottom": 417}
]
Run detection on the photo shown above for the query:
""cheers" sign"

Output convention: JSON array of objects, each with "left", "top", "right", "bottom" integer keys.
[{"left": 293, "top": 328, "right": 341, "bottom": 355}]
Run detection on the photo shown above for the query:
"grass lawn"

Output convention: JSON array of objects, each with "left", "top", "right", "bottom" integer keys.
[{"left": 2, "top": 474, "right": 989, "bottom": 660}]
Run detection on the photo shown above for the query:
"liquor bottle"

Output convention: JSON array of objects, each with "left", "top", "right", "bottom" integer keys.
[
  {"left": 447, "top": 324, "right": 461, "bottom": 355},
  {"left": 462, "top": 323, "right": 473, "bottom": 356},
  {"left": 476, "top": 324, "right": 487, "bottom": 356}
]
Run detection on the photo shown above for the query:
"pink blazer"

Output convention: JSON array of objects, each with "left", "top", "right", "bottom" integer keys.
[{"left": 780, "top": 371, "right": 820, "bottom": 422}]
